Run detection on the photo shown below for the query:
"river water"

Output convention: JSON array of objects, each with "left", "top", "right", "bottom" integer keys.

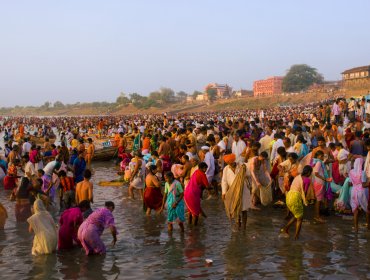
[{"left": 1, "top": 160, "right": 370, "bottom": 279}]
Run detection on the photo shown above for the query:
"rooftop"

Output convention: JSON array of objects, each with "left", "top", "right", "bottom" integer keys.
[{"left": 341, "top": 65, "right": 370, "bottom": 74}]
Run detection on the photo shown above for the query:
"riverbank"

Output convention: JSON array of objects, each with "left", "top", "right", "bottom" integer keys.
[{"left": 0, "top": 91, "right": 343, "bottom": 116}]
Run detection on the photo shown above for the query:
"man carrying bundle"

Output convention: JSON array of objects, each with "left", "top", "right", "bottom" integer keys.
[{"left": 222, "top": 153, "right": 251, "bottom": 231}]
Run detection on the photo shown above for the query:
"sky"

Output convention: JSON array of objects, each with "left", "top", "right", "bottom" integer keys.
[{"left": 0, "top": 0, "right": 369, "bottom": 107}]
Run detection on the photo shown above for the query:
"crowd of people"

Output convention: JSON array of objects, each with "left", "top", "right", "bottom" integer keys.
[{"left": 1, "top": 94, "right": 370, "bottom": 256}]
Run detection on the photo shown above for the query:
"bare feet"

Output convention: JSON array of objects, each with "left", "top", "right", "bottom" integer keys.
[
  {"left": 313, "top": 217, "right": 326, "bottom": 224},
  {"left": 279, "top": 228, "right": 289, "bottom": 238}
]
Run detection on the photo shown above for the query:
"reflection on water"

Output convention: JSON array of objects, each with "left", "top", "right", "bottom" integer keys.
[{"left": 1, "top": 161, "right": 370, "bottom": 279}]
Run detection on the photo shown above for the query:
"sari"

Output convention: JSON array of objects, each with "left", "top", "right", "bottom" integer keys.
[
  {"left": 349, "top": 158, "right": 368, "bottom": 212},
  {"left": 165, "top": 180, "right": 185, "bottom": 223},
  {"left": 77, "top": 208, "right": 116, "bottom": 255},
  {"left": 184, "top": 170, "right": 209, "bottom": 216},
  {"left": 132, "top": 133, "right": 142, "bottom": 152},
  {"left": 295, "top": 142, "right": 309, "bottom": 159},
  {"left": 58, "top": 207, "right": 83, "bottom": 250},
  {"left": 15, "top": 177, "right": 32, "bottom": 222},
  {"left": 144, "top": 175, "right": 163, "bottom": 211},
  {"left": 334, "top": 178, "right": 352, "bottom": 212},
  {"left": 286, "top": 175, "right": 306, "bottom": 219},
  {"left": 27, "top": 199, "right": 57, "bottom": 255}
]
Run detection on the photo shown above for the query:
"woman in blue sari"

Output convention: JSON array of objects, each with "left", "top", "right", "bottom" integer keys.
[
  {"left": 294, "top": 135, "right": 309, "bottom": 161},
  {"left": 160, "top": 171, "right": 185, "bottom": 232}
]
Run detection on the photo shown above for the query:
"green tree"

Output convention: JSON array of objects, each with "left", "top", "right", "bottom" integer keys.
[
  {"left": 129, "top": 93, "right": 145, "bottom": 104},
  {"left": 176, "top": 91, "right": 188, "bottom": 101},
  {"left": 192, "top": 90, "right": 203, "bottom": 99},
  {"left": 53, "top": 101, "right": 65, "bottom": 108},
  {"left": 116, "top": 92, "right": 130, "bottom": 105},
  {"left": 40, "top": 101, "right": 51, "bottom": 110},
  {"left": 206, "top": 88, "right": 217, "bottom": 101},
  {"left": 159, "top": 87, "right": 175, "bottom": 103},
  {"left": 282, "top": 64, "right": 324, "bottom": 93}
]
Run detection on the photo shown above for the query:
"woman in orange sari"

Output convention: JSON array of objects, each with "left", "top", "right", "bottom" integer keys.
[{"left": 184, "top": 162, "right": 210, "bottom": 226}]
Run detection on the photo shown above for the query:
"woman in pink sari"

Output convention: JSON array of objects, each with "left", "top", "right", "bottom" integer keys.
[
  {"left": 349, "top": 158, "right": 369, "bottom": 232},
  {"left": 184, "top": 162, "right": 209, "bottom": 226},
  {"left": 58, "top": 200, "right": 91, "bottom": 250},
  {"left": 77, "top": 201, "right": 117, "bottom": 255}
]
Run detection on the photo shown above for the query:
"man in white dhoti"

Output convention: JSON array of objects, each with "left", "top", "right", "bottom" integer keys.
[{"left": 222, "top": 153, "right": 251, "bottom": 231}]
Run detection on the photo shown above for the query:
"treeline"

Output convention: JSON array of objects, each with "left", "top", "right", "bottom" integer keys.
[
  {"left": 0, "top": 87, "right": 205, "bottom": 113},
  {"left": 116, "top": 87, "right": 203, "bottom": 109}
]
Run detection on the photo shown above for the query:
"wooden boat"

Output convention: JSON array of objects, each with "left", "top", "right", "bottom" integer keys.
[
  {"left": 28, "top": 136, "right": 55, "bottom": 146},
  {"left": 93, "top": 146, "right": 117, "bottom": 161},
  {"left": 92, "top": 137, "right": 134, "bottom": 161}
]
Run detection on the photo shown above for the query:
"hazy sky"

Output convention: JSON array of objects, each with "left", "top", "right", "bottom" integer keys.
[{"left": 1, "top": 0, "right": 369, "bottom": 107}]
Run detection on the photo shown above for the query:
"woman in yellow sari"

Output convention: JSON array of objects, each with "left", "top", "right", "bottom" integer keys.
[
  {"left": 280, "top": 165, "right": 313, "bottom": 240},
  {"left": 27, "top": 199, "right": 57, "bottom": 255}
]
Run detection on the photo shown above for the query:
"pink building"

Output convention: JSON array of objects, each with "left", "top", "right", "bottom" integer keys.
[{"left": 253, "top": 76, "right": 283, "bottom": 97}]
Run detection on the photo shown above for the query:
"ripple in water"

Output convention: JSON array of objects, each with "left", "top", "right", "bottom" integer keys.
[{"left": 0, "top": 161, "right": 370, "bottom": 279}]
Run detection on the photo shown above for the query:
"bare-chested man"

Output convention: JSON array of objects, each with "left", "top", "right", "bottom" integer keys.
[{"left": 180, "top": 155, "right": 192, "bottom": 187}]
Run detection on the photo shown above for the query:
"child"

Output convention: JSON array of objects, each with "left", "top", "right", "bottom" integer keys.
[{"left": 58, "top": 170, "right": 76, "bottom": 209}]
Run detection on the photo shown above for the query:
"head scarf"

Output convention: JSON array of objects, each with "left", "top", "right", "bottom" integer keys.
[
  {"left": 224, "top": 153, "right": 236, "bottom": 165},
  {"left": 349, "top": 157, "right": 364, "bottom": 188},
  {"left": 33, "top": 198, "right": 47, "bottom": 214}
]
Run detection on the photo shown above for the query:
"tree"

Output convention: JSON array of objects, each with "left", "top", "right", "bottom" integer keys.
[
  {"left": 282, "top": 64, "right": 324, "bottom": 93},
  {"left": 159, "top": 87, "right": 175, "bottom": 103},
  {"left": 40, "top": 101, "right": 51, "bottom": 110},
  {"left": 129, "top": 93, "right": 145, "bottom": 104},
  {"left": 206, "top": 88, "right": 217, "bottom": 101},
  {"left": 116, "top": 92, "right": 130, "bottom": 105},
  {"left": 53, "top": 101, "right": 65, "bottom": 108},
  {"left": 176, "top": 91, "right": 188, "bottom": 101},
  {"left": 192, "top": 90, "right": 203, "bottom": 99}
]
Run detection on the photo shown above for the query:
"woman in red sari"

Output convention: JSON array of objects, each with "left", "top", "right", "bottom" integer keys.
[
  {"left": 4, "top": 160, "right": 19, "bottom": 190},
  {"left": 144, "top": 165, "right": 163, "bottom": 215},
  {"left": 184, "top": 162, "right": 210, "bottom": 226}
]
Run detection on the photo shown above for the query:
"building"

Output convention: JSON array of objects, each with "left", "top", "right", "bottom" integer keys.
[
  {"left": 196, "top": 94, "right": 208, "bottom": 101},
  {"left": 341, "top": 65, "right": 370, "bottom": 94},
  {"left": 253, "top": 76, "right": 283, "bottom": 97},
  {"left": 186, "top": 96, "right": 194, "bottom": 103},
  {"left": 233, "top": 89, "right": 253, "bottom": 98},
  {"left": 205, "top": 83, "right": 232, "bottom": 99}
]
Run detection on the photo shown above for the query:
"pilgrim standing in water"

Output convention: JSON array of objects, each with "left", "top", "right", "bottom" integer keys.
[
  {"left": 280, "top": 165, "right": 312, "bottom": 239},
  {"left": 160, "top": 171, "right": 185, "bottom": 232},
  {"left": 222, "top": 153, "right": 251, "bottom": 231},
  {"left": 27, "top": 199, "right": 58, "bottom": 256}
]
